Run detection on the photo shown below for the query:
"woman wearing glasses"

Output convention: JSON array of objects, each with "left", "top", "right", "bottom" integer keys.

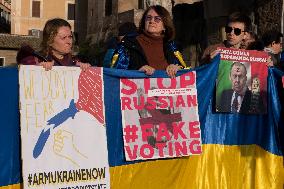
[
  {"left": 17, "top": 18, "right": 91, "bottom": 71},
  {"left": 110, "top": 5, "right": 187, "bottom": 78},
  {"left": 200, "top": 12, "right": 252, "bottom": 65}
]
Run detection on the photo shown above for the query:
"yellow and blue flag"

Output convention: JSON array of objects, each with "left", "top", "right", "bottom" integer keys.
[{"left": 0, "top": 56, "right": 283, "bottom": 188}]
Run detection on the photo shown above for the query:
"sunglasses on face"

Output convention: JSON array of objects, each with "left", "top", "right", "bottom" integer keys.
[
  {"left": 225, "top": 26, "right": 244, "bottom": 36},
  {"left": 145, "top": 15, "right": 162, "bottom": 23}
]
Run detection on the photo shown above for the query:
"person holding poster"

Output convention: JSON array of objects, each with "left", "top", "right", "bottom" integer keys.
[
  {"left": 17, "top": 18, "right": 91, "bottom": 71},
  {"left": 110, "top": 5, "right": 187, "bottom": 78},
  {"left": 217, "top": 61, "right": 265, "bottom": 114},
  {"left": 200, "top": 12, "right": 252, "bottom": 65},
  {"left": 262, "top": 30, "right": 283, "bottom": 71}
]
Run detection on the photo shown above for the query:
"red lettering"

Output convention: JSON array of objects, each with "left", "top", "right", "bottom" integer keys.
[
  {"left": 156, "top": 123, "right": 171, "bottom": 141},
  {"left": 186, "top": 95, "right": 197, "bottom": 107},
  {"left": 140, "top": 144, "right": 154, "bottom": 158},
  {"left": 125, "top": 145, "right": 138, "bottom": 160},
  {"left": 168, "top": 96, "right": 174, "bottom": 108},
  {"left": 141, "top": 124, "right": 154, "bottom": 142},
  {"left": 157, "top": 78, "right": 177, "bottom": 89},
  {"left": 189, "top": 121, "right": 200, "bottom": 138},
  {"left": 176, "top": 95, "right": 186, "bottom": 108},
  {"left": 180, "top": 72, "right": 195, "bottom": 88},
  {"left": 157, "top": 96, "right": 169, "bottom": 109},
  {"left": 145, "top": 97, "right": 157, "bottom": 110},
  {"left": 174, "top": 141, "right": 188, "bottom": 156},
  {"left": 173, "top": 122, "right": 187, "bottom": 139},
  {"left": 189, "top": 140, "right": 201, "bottom": 154},
  {"left": 156, "top": 143, "right": 167, "bottom": 157},
  {"left": 168, "top": 141, "right": 173, "bottom": 156},
  {"left": 121, "top": 97, "right": 132, "bottom": 110},
  {"left": 121, "top": 79, "right": 137, "bottom": 95},
  {"left": 133, "top": 96, "right": 144, "bottom": 110}
]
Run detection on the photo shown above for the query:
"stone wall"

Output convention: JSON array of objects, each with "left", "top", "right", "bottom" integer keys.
[
  {"left": 0, "top": 49, "right": 18, "bottom": 66},
  {"left": 255, "top": 0, "right": 283, "bottom": 35}
]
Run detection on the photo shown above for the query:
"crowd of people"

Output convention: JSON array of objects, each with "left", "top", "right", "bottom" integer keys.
[{"left": 17, "top": 5, "right": 283, "bottom": 75}]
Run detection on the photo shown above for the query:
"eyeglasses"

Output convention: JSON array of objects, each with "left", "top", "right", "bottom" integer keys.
[
  {"left": 225, "top": 26, "right": 245, "bottom": 36},
  {"left": 145, "top": 15, "right": 162, "bottom": 23}
]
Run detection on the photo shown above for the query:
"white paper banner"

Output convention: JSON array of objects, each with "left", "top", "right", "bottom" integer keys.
[
  {"left": 120, "top": 71, "right": 202, "bottom": 161},
  {"left": 19, "top": 66, "right": 110, "bottom": 189}
]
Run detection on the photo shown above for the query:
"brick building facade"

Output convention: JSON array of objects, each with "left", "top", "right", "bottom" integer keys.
[{"left": 11, "top": 0, "right": 75, "bottom": 36}]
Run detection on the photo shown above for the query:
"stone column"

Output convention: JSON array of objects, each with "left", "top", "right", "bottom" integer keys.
[{"left": 255, "top": 0, "right": 282, "bottom": 35}]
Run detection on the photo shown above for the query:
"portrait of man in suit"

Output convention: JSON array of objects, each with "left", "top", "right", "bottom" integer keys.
[{"left": 217, "top": 61, "right": 264, "bottom": 114}]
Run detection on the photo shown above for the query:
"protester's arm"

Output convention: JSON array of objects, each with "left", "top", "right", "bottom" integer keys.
[
  {"left": 139, "top": 65, "right": 155, "bottom": 75},
  {"left": 75, "top": 61, "right": 91, "bottom": 72},
  {"left": 266, "top": 56, "right": 274, "bottom": 67},
  {"left": 200, "top": 47, "right": 211, "bottom": 65},
  {"left": 210, "top": 49, "right": 221, "bottom": 60},
  {"left": 200, "top": 45, "right": 221, "bottom": 65},
  {"left": 38, "top": 60, "right": 54, "bottom": 71},
  {"left": 166, "top": 64, "right": 182, "bottom": 78}
]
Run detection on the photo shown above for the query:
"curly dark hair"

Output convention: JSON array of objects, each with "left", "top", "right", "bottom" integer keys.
[
  {"left": 40, "top": 18, "right": 72, "bottom": 56},
  {"left": 139, "top": 5, "right": 175, "bottom": 41},
  {"left": 261, "top": 30, "right": 283, "bottom": 47}
]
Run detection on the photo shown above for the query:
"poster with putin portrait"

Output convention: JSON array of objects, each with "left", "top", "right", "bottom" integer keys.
[
  {"left": 120, "top": 72, "right": 202, "bottom": 161},
  {"left": 216, "top": 47, "right": 268, "bottom": 114},
  {"left": 19, "top": 66, "right": 110, "bottom": 189}
]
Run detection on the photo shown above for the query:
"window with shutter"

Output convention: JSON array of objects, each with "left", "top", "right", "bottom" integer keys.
[
  {"left": 68, "top": 3, "right": 75, "bottom": 20},
  {"left": 138, "top": 0, "right": 144, "bottom": 9},
  {"left": 0, "top": 57, "right": 5, "bottom": 67},
  {"left": 105, "top": 0, "right": 112, "bottom": 16},
  {"left": 32, "top": 1, "right": 40, "bottom": 18}
]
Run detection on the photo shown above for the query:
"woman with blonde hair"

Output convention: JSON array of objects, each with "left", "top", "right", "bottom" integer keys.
[{"left": 17, "top": 18, "right": 90, "bottom": 71}]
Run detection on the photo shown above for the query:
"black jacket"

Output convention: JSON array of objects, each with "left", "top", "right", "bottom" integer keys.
[
  {"left": 112, "top": 34, "right": 183, "bottom": 70},
  {"left": 217, "top": 88, "right": 266, "bottom": 114}
]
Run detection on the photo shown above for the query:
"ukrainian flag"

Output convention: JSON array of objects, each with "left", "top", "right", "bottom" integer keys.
[
  {"left": 0, "top": 56, "right": 283, "bottom": 188},
  {"left": 0, "top": 67, "right": 21, "bottom": 189},
  {"left": 103, "top": 56, "right": 283, "bottom": 189}
]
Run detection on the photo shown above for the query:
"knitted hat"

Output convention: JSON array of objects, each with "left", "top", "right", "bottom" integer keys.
[{"left": 118, "top": 22, "right": 137, "bottom": 36}]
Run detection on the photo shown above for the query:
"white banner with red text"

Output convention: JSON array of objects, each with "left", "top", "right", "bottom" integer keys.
[{"left": 120, "top": 71, "right": 202, "bottom": 161}]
